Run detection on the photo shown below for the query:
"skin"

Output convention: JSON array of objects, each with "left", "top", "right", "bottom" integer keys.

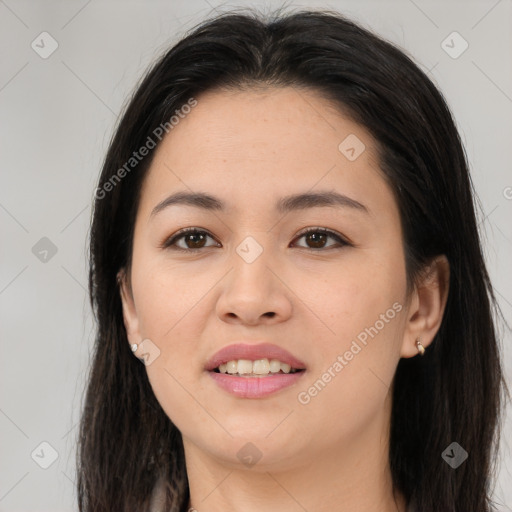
[{"left": 119, "top": 86, "right": 450, "bottom": 512}]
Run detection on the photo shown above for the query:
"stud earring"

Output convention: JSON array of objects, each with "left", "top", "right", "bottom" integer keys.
[
  {"left": 416, "top": 337, "right": 425, "bottom": 356},
  {"left": 130, "top": 343, "right": 138, "bottom": 352}
]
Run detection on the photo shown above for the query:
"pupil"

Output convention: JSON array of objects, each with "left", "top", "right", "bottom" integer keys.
[
  {"left": 187, "top": 233, "right": 205, "bottom": 248},
  {"left": 307, "top": 232, "right": 326, "bottom": 248}
]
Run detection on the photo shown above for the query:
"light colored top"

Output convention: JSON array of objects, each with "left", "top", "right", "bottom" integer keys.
[
  {"left": 149, "top": 477, "right": 166, "bottom": 511},
  {"left": 149, "top": 479, "right": 418, "bottom": 512}
]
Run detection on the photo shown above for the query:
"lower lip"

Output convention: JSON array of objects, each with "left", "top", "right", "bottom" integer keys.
[{"left": 207, "top": 371, "right": 306, "bottom": 398}]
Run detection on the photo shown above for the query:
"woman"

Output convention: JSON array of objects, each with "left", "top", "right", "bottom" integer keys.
[{"left": 78, "top": 7, "right": 507, "bottom": 512}]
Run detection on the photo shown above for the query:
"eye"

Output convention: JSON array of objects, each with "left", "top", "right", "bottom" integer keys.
[
  {"left": 292, "top": 227, "right": 349, "bottom": 251},
  {"left": 161, "top": 227, "right": 350, "bottom": 252},
  {"left": 161, "top": 228, "right": 220, "bottom": 251}
]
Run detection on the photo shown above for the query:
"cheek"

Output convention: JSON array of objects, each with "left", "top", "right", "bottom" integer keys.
[
  {"left": 296, "top": 252, "right": 405, "bottom": 409},
  {"left": 302, "top": 253, "right": 405, "bottom": 352},
  {"left": 131, "top": 252, "right": 207, "bottom": 338},
  {"left": 133, "top": 264, "right": 212, "bottom": 428}
]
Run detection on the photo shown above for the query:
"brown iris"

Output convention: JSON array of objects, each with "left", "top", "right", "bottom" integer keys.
[{"left": 304, "top": 232, "right": 328, "bottom": 249}]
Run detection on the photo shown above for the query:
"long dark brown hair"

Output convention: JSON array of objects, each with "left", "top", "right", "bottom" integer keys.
[{"left": 78, "top": 6, "right": 508, "bottom": 512}]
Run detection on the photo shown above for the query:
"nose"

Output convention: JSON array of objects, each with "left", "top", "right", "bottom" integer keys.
[{"left": 215, "top": 249, "right": 293, "bottom": 326}]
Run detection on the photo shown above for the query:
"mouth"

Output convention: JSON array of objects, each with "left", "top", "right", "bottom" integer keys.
[
  {"left": 210, "top": 358, "right": 304, "bottom": 377},
  {"left": 205, "top": 343, "right": 306, "bottom": 398}
]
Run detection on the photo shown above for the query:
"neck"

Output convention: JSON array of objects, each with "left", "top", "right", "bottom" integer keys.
[{"left": 182, "top": 393, "right": 407, "bottom": 512}]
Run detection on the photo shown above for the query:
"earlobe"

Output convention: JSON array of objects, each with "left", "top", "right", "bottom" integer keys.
[
  {"left": 117, "top": 268, "right": 141, "bottom": 344},
  {"left": 400, "top": 255, "right": 450, "bottom": 358}
]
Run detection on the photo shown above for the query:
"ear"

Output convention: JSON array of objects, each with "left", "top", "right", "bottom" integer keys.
[
  {"left": 117, "top": 268, "right": 141, "bottom": 346},
  {"left": 400, "top": 255, "right": 450, "bottom": 358}
]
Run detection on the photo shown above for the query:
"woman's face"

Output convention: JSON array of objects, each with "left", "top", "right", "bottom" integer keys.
[{"left": 120, "top": 86, "right": 413, "bottom": 470}]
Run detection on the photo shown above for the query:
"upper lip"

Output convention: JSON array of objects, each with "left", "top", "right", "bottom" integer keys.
[{"left": 204, "top": 343, "right": 307, "bottom": 371}]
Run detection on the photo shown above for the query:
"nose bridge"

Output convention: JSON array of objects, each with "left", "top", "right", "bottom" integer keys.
[
  {"left": 216, "top": 230, "right": 292, "bottom": 323},
  {"left": 230, "top": 231, "right": 274, "bottom": 292}
]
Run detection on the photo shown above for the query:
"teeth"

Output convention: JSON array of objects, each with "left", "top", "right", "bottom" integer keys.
[
  {"left": 253, "top": 359, "right": 270, "bottom": 374},
  {"left": 269, "top": 359, "right": 281, "bottom": 373},
  {"left": 217, "top": 358, "right": 299, "bottom": 376},
  {"left": 280, "top": 362, "right": 291, "bottom": 373},
  {"left": 237, "top": 359, "right": 253, "bottom": 375},
  {"left": 226, "top": 361, "right": 238, "bottom": 374}
]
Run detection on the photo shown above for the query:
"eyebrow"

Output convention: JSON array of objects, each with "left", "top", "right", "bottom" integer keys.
[{"left": 150, "top": 190, "right": 369, "bottom": 217}]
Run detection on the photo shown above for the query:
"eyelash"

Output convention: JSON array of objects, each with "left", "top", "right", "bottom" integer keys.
[{"left": 161, "top": 227, "right": 351, "bottom": 252}]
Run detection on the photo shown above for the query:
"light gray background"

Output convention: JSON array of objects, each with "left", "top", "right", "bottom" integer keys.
[{"left": 1, "top": 0, "right": 511, "bottom": 510}]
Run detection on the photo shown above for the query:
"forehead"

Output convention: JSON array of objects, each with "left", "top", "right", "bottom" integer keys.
[{"left": 138, "top": 86, "right": 389, "bottom": 216}]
